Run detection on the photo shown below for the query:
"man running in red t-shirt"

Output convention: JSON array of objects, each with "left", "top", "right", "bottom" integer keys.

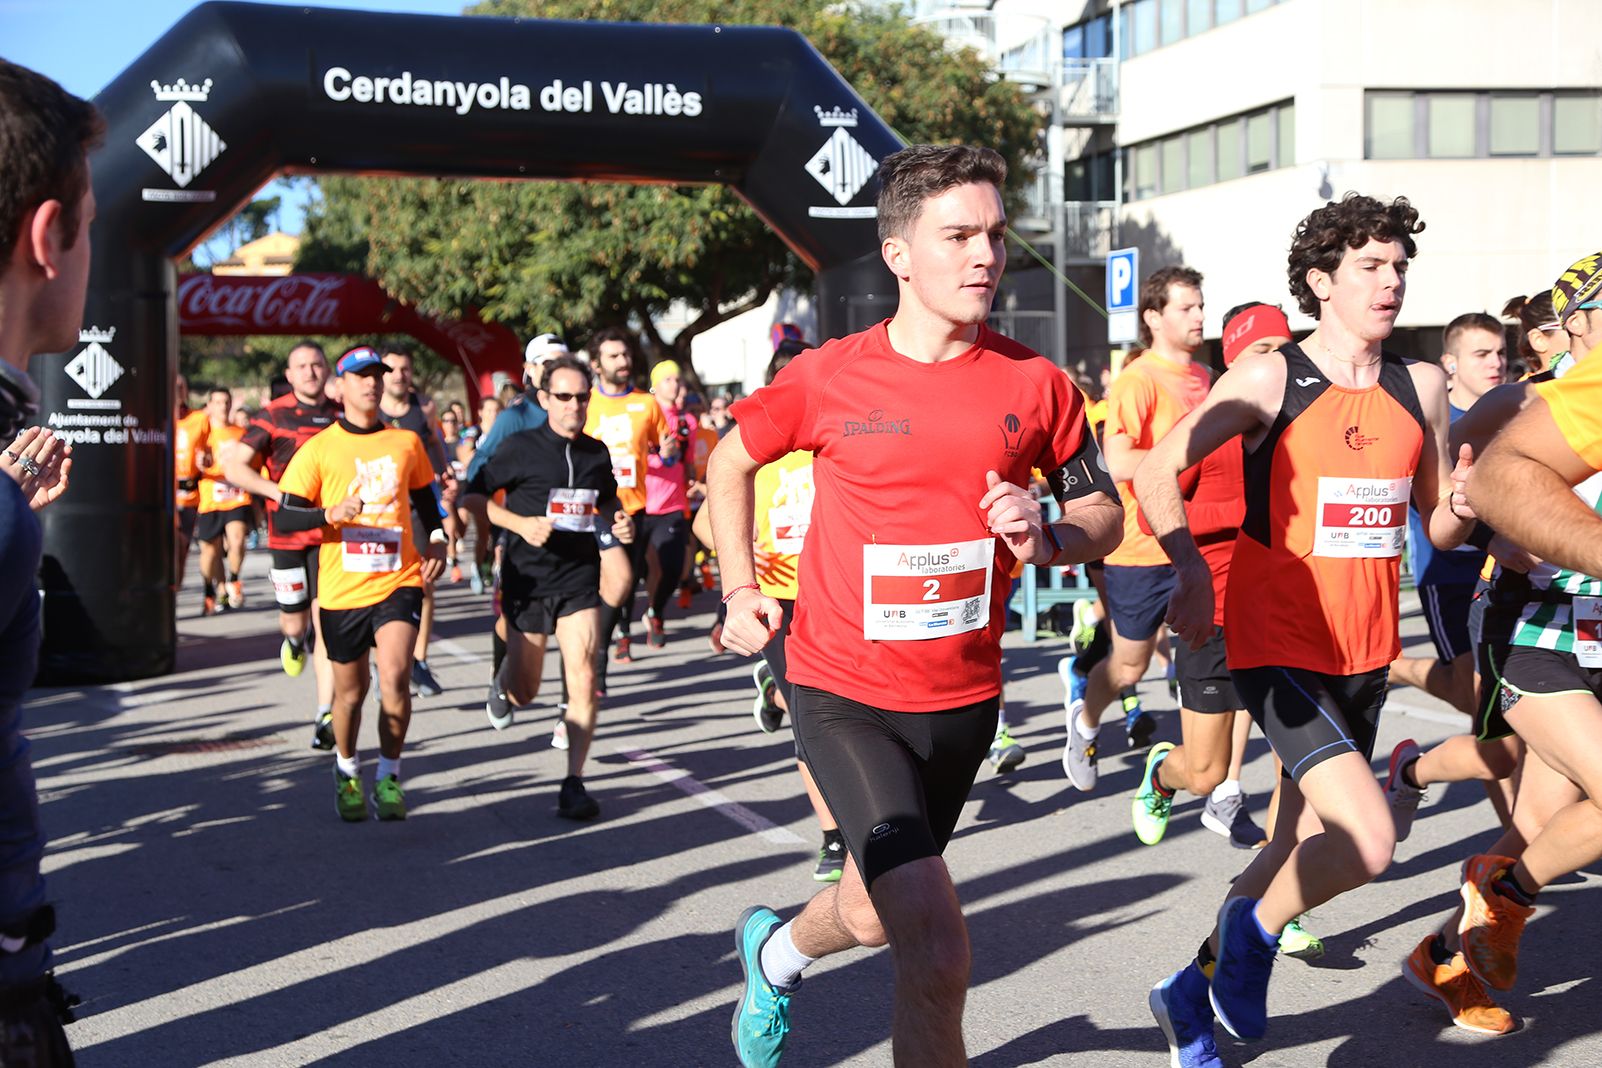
[{"left": 711, "top": 144, "right": 1123, "bottom": 1068}]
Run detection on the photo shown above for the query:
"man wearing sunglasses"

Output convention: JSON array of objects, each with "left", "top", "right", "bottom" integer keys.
[{"left": 465, "top": 355, "right": 635, "bottom": 820}]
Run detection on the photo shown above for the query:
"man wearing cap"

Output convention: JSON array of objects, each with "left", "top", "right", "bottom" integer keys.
[
  {"left": 273, "top": 347, "right": 448, "bottom": 821},
  {"left": 585, "top": 326, "right": 676, "bottom": 671},
  {"left": 1128, "top": 302, "right": 1291, "bottom": 853},
  {"left": 641, "top": 357, "right": 693, "bottom": 646}
]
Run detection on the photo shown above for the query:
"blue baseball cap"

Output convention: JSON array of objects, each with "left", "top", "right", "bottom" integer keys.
[{"left": 337, "top": 346, "right": 386, "bottom": 376}]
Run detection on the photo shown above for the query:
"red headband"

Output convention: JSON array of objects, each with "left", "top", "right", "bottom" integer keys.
[{"left": 1222, "top": 305, "right": 1292, "bottom": 366}]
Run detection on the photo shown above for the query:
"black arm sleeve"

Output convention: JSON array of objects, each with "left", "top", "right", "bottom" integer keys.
[
  {"left": 274, "top": 492, "right": 327, "bottom": 533},
  {"left": 1466, "top": 521, "right": 1495, "bottom": 551},
  {"left": 1046, "top": 416, "right": 1119, "bottom": 503},
  {"left": 411, "top": 485, "right": 443, "bottom": 537}
]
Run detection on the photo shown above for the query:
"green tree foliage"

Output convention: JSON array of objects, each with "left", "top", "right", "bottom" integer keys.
[{"left": 297, "top": 0, "right": 1042, "bottom": 369}]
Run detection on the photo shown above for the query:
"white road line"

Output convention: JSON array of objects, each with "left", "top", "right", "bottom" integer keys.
[
  {"left": 432, "top": 637, "right": 483, "bottom": 665},
  {"left": 1386, "top": 692, "right": 1469, "bottom": 727},
  {"left": 617, "top": 746, "right": 804, "bottom": 846}
]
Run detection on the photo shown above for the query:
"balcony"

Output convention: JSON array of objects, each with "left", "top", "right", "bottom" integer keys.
[
  {"left": 912, "top": 9, "right": 1057, "bottom": 92},
  {"left": 1060, "top": 58, "right": 1118, "bottom": 123}
]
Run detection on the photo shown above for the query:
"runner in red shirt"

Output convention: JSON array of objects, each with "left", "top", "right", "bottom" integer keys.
[{"left": 712, "top": 144, "right": 1123, "bottom": 1068}]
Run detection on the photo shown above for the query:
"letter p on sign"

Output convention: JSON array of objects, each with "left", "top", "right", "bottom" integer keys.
[{"left": 1106, "top": 247, "right": 1139, "bottom": 344}]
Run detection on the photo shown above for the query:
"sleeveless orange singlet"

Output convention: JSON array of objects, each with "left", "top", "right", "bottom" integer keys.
[{"left": 1225, "top": 344, "right": 1425, "bottom": 676}]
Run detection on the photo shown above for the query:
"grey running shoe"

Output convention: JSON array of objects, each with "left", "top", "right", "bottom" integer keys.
[
  {"left": 752, "top": 662, "right": 784, "bottom": 734},
  {"left": 1201, "top": 790, "right": 1267, "bottom": 850},
  {"left": 551, "top": 715, "right": 570, "bottom": 751},
  {"left": 1385, "top": 738, "right": 1425, "bottom": 842},
  {"left": 486, "top": 681, "right": 513, "bottom": 731},
  {"left": 1062, "top": 699, "right": 1099, "bottom": 791}
]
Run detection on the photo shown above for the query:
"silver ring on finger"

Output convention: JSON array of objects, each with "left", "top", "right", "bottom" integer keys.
[
  {"left": 2, "top": 450, "right": 17, "bottom": 464},
  {"left": 17, "top": 456, "right": 40, "bottom": 478}
]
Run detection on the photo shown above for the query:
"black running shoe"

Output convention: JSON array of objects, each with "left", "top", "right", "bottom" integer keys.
[
  {"left": 557, "top": 775, "right": 600, "bottom": 821},
  {"left": 411, "top": 659, "right": 444, "bottom": 697},
  {"left": 311, "top": 711, "right": 335, "bottom": 751}
]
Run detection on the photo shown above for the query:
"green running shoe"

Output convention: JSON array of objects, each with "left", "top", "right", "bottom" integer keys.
[
  {"left": 1067, "top": 599, "right": 1099, "bottom": 652},
  {"left": 731, "top": 906, "right": 793, "bottom": 1068},
  {"left": 1279, "top": 917, "right": 1324, "bottom": 960},
  {"left": 1132, "top": 741, "right": 1176, "bottom": 845},
  {"left": 988, "top": 725, "right": 1026, "bottom": 773},
  {"left": 280, "top": 637, "right": 307, "bottom": 678},
  {"left": 334, "top": 765, "right": 366, "bottom": 823},
  {"left": 371, "top": 775, "right": 407, "bottom": 821}
]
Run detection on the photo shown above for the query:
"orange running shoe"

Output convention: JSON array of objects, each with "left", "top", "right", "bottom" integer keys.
[
  {"left": 1402, "top": 933, "right": 1515, "bottom": 1035},
  {"left": 1458, "top": 854, "right": 1533, "bottom": 991},
  {"left": 227, "top": 579, "right": 244, "bottom": 609},
  {"left": 677, "top": 584, "right": 693, "bottom": 610},
  {"left": 202, "top": 595, "right": 217, "bottom": 617},
  {"left": 613, "top": 635, "right": 633, "bottom": 663}
]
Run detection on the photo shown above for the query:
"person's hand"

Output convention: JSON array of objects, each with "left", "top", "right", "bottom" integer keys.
[
  {"left": 611, "top": 510, "right": 635, "bottom": 545},
  {"left": 439, "top": 470, "right": 459, "bottom": 509},
  {"left": 1447, "top": 443, "right": 1476, "bottom": 521},
  {"left": 326, "top": 495, "right": 363, "bottom": 524},
  {"left": 520, "top": 515, "right": 555, "bottom": 547},
  {"left": 420, "top": 542, "right": 447, "bottom": 584},
  {"left": 720, "top": 586, "right": 783, "bottom": 656},
  {"left": 979, "top": 470, "right": 1046, "bottom": 563},
  {"left": 1486, "top": 534, "right": 1539, "bottom": 574},
  {"left": 1164, "top": 558, "right": 1216, "bottom": 651},
  {"left": 2, "top": 427, "right": 72, "bottom": 510}
]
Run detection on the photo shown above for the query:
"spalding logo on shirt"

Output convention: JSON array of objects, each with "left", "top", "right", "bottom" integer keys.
[{"left": 843, "top": 408, "right": 910, "bottom": 437}]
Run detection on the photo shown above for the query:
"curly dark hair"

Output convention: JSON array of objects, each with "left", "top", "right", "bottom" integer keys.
[{"left": 1287, "top": 194, "right": 1424, "bottom": 318}]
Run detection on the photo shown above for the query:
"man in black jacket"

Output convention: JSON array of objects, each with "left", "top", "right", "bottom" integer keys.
[{"left": 466, "top": 355, "right": 634, "bottom": 820}]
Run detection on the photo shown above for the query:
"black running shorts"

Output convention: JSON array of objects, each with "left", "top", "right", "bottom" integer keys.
[
  {"left": 1418, "top": 581, "right": 1475, "bottom": 663},
  {"left": 792, "top": 685, "right": 998, "bottom": 891},
  {"left": 504, "top": 585, "right": 600, "bottom": 636},
  {"left": 319, "top": 586, "right": 424, "bottom": 664},
  {"left": 177, "top": 506, "right": 199, "bottom": 543},
  {"left": 1231, "top": 665, "right": 1389, "bottom": 782},
  {"left": 269, "top": 546, "right": 320, "bottom": 613},
  {"left": 1471, "top": 591, "right": 1520, "bottom": 742},
  {"left": 194, "top": 508, "right": 248, "bottom": 543},
  {"left": 1501, "top": 645, "right": 1602, "bottom": 706},
  {"left": 761, "top": 598, "right": 798, "bottom": 755},
  {"left": 1102, "top": 563, "right": 1176, "bottom": 643},
  {"left": 1177, "top": 626, "right": 1240, "bottom": 714}
]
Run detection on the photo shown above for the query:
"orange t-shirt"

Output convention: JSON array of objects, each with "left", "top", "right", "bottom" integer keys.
[
  {"left": 1537, "top": 351, "right": 1602, "bottom": 470},
  {"left": 278, "top": 422, "right": 436, "bottom": 611},
  {"left": 690, "top": 425, "right": 720, "bottom": 483},
  {"left": 1103, "top": 352, "right": 1211, "bottom": 566},
  {"left": 175, "top": 408, "right": 210, "bottom": 510},
  {"left": 584, "top": 387, "right": 667, "bottom": 514},
  {"left": 198, "top": 423, "right": 251, "bottom": 514}
]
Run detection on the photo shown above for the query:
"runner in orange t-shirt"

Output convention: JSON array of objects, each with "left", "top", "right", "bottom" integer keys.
[
  {"left": 194, "top": 385, "right": 253, "bottom": 615},
  {"left": 1138, "top": 195, "right": 1473, "bottom": 1061},
  {"left": 1063, "top": 265, "right": 1211, "bottom": 790},
  {"left": 174, "top": 373, "right": 210, "bottom": 582}
]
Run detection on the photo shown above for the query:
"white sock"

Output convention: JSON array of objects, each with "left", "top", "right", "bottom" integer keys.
[
  {"left": 1212, "top": 779, "right": 1241, "bottom": 802},
  {"left": 335, "top": 752, "right": 360, "bottom": 779},
  {"left": 1072, "top": 707, "right": 1099, "bottom": 741},
  {"left": 758, "top": 920, "right": 814, "bottom": 990},
  {"left": 377, "top": 755, "right": 401, "bottom": 782},
  {"left": 317, "top": 703, "right": 332, "bottom": 716}
]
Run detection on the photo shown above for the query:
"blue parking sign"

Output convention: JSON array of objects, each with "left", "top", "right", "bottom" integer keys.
[{"left": 1106, "top": 247, "right": 1139, "bottom": 344}]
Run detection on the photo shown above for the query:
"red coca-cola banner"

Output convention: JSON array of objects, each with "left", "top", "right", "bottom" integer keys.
[{"left": 177, "top": 273, "right": 522, "bottom": 404}]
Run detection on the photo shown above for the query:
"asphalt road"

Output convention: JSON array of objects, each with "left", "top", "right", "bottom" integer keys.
[{"left": 24, "top": 550, "right": 1602, "bottom": 1066}]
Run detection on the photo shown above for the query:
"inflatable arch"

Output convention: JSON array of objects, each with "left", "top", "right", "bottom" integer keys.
[{"left": 33, "top": 1, "right": 900, "bottom": 681}]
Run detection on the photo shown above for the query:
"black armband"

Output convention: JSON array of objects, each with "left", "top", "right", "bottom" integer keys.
[
  {"left": 411, "top": 485, "right": 443, "bottom": 537},
  {"left": 1047, "top": 418, "right": 1119, "bottom": 503},
  {"left": 1466, "top": 522, "right": 1495, "bottom": 552},
  {"left": 274, "top": 492, "right": 327, "bottom": 533}
]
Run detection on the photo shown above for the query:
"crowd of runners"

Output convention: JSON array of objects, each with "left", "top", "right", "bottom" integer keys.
[{"left": 9, "top": 54, "right": 1602, "bottom": 1068}]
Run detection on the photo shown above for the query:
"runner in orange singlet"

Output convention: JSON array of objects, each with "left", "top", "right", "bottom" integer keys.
[
  {"left": 1137, "top": 194, "right": 1474, "bottom": 1062},
  {"left": 174, "top": 374, "right": 209, "bottom": 583},
  {"left": 194, "top": 386, "right": 252, "bottom": 614}
]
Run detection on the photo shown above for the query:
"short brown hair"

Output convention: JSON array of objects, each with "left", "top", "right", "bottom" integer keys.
[
  {"left": 1136, "top": 265, "right": 1204, "bottom": 346},
  {"left": 1287, "top": 194, "right": 1424, "bottom": 318},
  {"left": 0, "top": 60, "right": 105, "bottom": 268},
  {"left": 539, "top": 355, "right": 593, "bottom": 393},
  {"left": 876, "top": 144, "right": 1007, "bottom": 242},
  {"left": 1442, "top": 312, "right": 1503, "bottom": 355}
]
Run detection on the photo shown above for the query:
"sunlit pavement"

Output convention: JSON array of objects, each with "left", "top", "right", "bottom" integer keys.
[{"left": 28, "top": 550, "right": 1602, "bottom": 1066}]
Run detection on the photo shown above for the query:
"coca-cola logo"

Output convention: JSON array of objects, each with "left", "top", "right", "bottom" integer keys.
[
  {"left": 436, "top": 318, "right": 498, "bottom": 357},
  {"left": 178, "top": 275, "right": 349, "bottom": 330}
]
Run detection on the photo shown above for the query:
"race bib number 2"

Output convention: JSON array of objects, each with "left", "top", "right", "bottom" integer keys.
[
  {"left": 1574, "top": 595, "right": 1602, "bottom": 668},
  {"left": 1313, "top": 476, "right": 1411, "bottom": 558},
  {"left": 863, "top": 538, "right": 994, "bottom": 641}
]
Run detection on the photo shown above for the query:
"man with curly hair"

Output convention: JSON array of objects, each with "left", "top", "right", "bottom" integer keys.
[{"left": 1133, "top": 193, "right": 1477, "bottom": 1065}]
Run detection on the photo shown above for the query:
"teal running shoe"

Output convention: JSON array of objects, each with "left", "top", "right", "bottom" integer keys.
[
  {"left": 732, "top": 905, "right": 793, "bottom": 1067},
  {"left": 1133, "top": 742, "right": 1176, "bottom": 845}
]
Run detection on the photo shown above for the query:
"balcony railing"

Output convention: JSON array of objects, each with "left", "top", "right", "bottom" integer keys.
[
  {"left": 1061, "top": 58, "right": 1118, "bottom": 121},
  {"left": 912, "top": 9, "right": 1056, "bottom": 91}
]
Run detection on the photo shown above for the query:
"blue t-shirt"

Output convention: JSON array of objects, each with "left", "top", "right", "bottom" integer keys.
[
  {"left": 1407, "top": 401, "right": 1485, "bottom": 587},
  {"left": 466, "top": 391, "right": 547, "bottom": 481}
]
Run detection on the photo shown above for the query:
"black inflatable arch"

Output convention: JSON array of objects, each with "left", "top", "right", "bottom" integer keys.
[{"left": 34, "top": 0, "right": 901, "bottom": 681}]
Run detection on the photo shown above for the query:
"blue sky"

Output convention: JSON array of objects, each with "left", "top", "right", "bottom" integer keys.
[{"left": 4, "top": 0, "right": 469, "bottom": 238}]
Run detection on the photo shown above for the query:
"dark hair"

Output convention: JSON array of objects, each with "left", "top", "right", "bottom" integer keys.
[
  {"left": 539, "top": 355, "right": 593, "bottom": 393},
  {"left": 1442, "top": 312, "right": 1504, "bottom": 356},
  {"left": 1287, "top": 193, "right": 1424, "bottom": 318},
  {"left": 1137, "top": 265, "right": 1204, "bottom": 346},
  {"left": 765, "top": 337, "right": 810, "bottom": 385},
  {"left": 1502, "top": 292, "right": 1557, "bottom": 374},
  {"left": 288, "top": 339, "right": 327, "bottom": 362},
  {"left": 876, "top": 144, "right": 1007, "bottom": 242},
  {"left": 588, "top": 325, "right": 639, "bottom": 360},
  {"left": 1221, "top": 301, "right": 1266, "bottom": 334},
  {"left": 207, "top": 386, "right": 232, "bottom": 403},
  {"left": 0, "top": 60, "right": 105, "bottom": 268},
  {"left": 381, "top": 343, "right": 414, "bottom": 362}
]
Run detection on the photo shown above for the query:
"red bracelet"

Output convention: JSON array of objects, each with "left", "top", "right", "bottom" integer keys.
[
  {"left": 1042, "top": 521, "right": 1063, "bottom": 562},
  {"left": 722, "top": 582, "right": 760, "bottom": 604}
]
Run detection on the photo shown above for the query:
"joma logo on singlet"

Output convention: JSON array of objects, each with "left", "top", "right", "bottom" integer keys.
[{"left": 843, "top": 408, "right": 910, "bottom": 437}]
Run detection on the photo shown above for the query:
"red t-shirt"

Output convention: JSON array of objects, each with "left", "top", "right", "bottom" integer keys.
[{"left": 731, "top": 321, "right": 1088, "bottom": 712}]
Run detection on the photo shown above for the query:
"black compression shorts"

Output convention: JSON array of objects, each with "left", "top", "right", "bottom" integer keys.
[
  {"left": 319, "top": 586, "right": 424, "bottom": 664},
  {"left": 1177, "top": 626, "right": 1239, "bottom": 714},
  {"left": 1471, "top": 591, "right": 1520, "bottom": 742},
  {"left": 1232, "top": 665, "right": 1388, "bottom": 782},
  {"left": 195, "top": 508, "right": 249, "bottom": 543},
  {"left": 792, "top": 685, "right": 998, "bottom": 891},
  {"left": 504, "top": 586, "right": 600, "bottom": 636}
]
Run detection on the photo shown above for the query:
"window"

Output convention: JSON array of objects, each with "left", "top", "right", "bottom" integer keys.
[
  {"left": 1161, "top": 135, "right": 1185, "bottom": 193},
  {"left": 1187, "top": 0, "right": 1213, "bottom": 35},
  {"left": 1277, "top": 104, "right": 1295, "bottom": 165},
  {"left": 1554, "top": 94, "right": 1602, "bottom": 154},
  {"left": 1062, "top": 24, "right": 1084, "bottom": 61},
  {"left": 1246, "top": 110, "right": 1272, "bottom": 173},
  {"left": 1216, "top": 119, "right": 1243, "bottom": 180},
  {"left": 1367, "top": 93, "right": 1415, "bottom": 159},
  {"left": 1245, "top": 0, "right": 1273, "bottom": 11},
  {"left": 1187, "top": 128, "right": 1213, "bottom": 188},
  {"left": 1160, "top": 0, "right": 1185, "bottom": 46},
  {"left": 1134, "top": 144, "right": 1158, "bottom": 199},
  {"left": 1130, "top": 0, "right": 1158, "bottom": 56},
  {"left": 1427, "top": 95, "right": 1477, "bottom": 157},
  {"left": 1489, "top": 95, "right": 1540, "bottom": 156},
  {"left": 1214, "top": 0, "right": 1242, "bottom": 25},
  {"left": 1084, "top": 15, "right": 1111, "bottom": 58}
]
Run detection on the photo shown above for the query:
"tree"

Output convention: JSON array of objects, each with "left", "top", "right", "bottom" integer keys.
[{"left": 297, "top": 0, "right": 1042, "bottom": 371}]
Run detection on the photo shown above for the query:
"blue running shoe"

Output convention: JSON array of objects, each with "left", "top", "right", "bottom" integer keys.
[
  {"left": 1057, "top": 657, "right": 1090, "bottom": 707},
  {"left": 1210, "top": 896, "right": 1277, "bottom": 1041},
  {"left": 732, "top": 906, "right": 793, "bottom": 1067},
  {"left": 1150, "top": 962, "right": 1223, "bottom": 1068}
]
